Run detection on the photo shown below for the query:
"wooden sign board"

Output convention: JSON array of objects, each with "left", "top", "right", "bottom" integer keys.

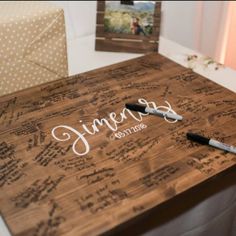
[
  {"left": 95, "top": 1, "right": 161, "bottom": 53},
  {"left": 0, "top": 53, "right": 236, "bottom": 236}
]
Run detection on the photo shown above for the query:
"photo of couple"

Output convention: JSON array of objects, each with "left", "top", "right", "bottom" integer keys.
[{"left": 104, "top": 1, "right": 155, "bottom": 36}]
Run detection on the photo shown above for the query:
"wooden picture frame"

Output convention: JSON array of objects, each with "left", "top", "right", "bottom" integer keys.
[{"left": 95, "top": 1, "right": 161, "bottom": 54}]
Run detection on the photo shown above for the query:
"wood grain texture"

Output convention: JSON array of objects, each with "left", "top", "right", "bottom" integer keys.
[
  {"left": 95, "top": 1, "right": 161, "bottom": 53},
  {"left": 0, "top": 53, "right": 236, "bottom": 236}
]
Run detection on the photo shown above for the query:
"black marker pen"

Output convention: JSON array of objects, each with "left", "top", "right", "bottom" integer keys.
[
  {"left": 125, "top": 103, "right": 183, "bottom": 121},
  {"left": 187, "top": 132, "right": 236, "bottom": 154}
]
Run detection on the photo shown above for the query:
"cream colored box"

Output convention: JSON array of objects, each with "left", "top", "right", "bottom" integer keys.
[{"left": 0, "top": 1, "right": 68, "bottom": 96}]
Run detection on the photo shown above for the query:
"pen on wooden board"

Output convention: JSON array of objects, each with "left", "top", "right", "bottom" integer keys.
[
  {"left": 125, "top": 103, "right": 183, "bottom": 121},
  {"left": 187, "top": 132, "right": 236, "bottom": 154}
]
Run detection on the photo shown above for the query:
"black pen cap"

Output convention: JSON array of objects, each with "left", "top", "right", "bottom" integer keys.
[
  {"left": 186, "top": 133, "right": 210, "bottom": 145},
  {"left": 125, "top": 103, "right": 147, "bottom": 113}
]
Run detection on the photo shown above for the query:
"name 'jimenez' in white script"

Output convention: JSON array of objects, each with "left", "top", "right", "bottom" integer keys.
[{"left": 51, "top": 98, "right": 180, "bottom": 157}]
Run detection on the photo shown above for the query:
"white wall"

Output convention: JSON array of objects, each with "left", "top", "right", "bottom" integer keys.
[
  {"left": 161, "top": 1, "right": 199, "bottom": 51},
  {"left": 161, "top": 1, "right": 226, "bottom": 61},
  {"left": 199, "top": 2, "right": 223, "bottom": 58},
  {"left": 52, "top": 1, "right": 225, "bottom": 61},
  {"left": 53, "top": 1, "right": 97, "bottom": 39}
]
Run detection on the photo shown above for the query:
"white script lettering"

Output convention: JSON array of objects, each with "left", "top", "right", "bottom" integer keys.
[{"left": 51, "top": 98, "right": 179, "bottom": 156}]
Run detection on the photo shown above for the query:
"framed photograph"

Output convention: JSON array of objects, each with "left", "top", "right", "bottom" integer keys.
[{"left": 95, "top": 1, "right": 161, "bottom": 53}]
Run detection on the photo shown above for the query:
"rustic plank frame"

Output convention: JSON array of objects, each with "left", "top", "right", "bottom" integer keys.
[{"left": 95, "top": 1, "right": 161, "bottom": 53}]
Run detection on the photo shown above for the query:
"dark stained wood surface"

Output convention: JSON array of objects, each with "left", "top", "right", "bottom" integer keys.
[{"left": 0, "top": 53, "right": 236, "bottom": 236}]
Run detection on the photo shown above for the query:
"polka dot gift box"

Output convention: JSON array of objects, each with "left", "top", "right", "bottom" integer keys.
[{"left": 0, "top": 1, "right": 68, "bottom": 96}]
